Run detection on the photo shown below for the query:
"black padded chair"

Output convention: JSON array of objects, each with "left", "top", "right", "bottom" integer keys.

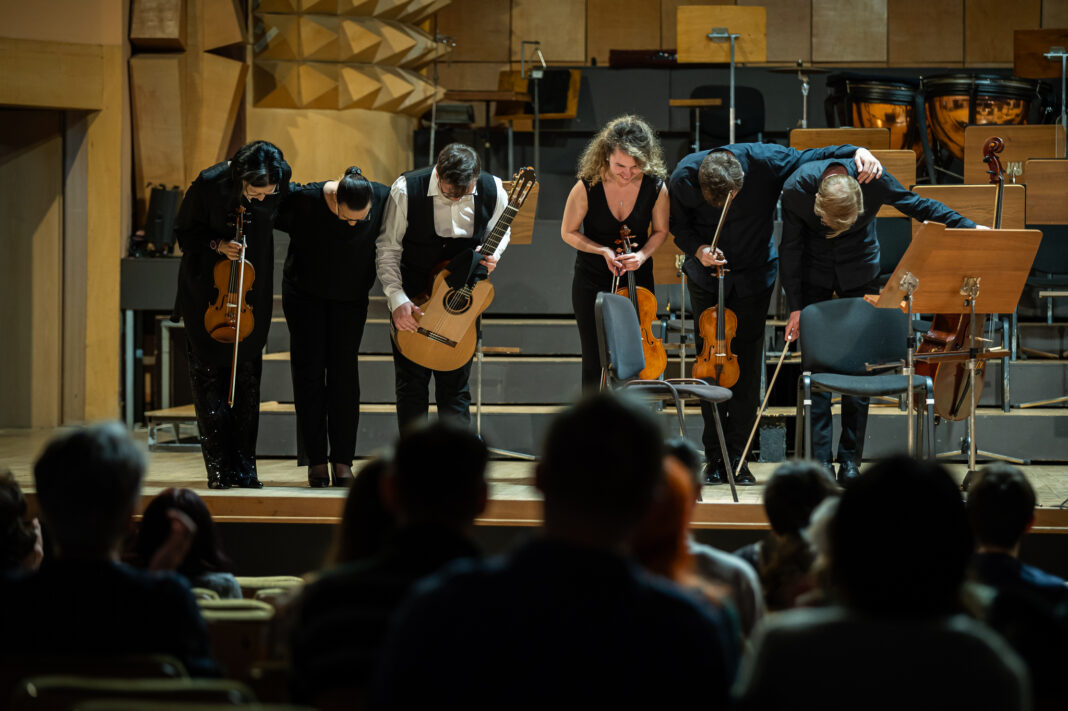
[
  {"left": 690, "top": 85, "right": 765, "bottom": 147},
  {"left": 595, "top": 292, "right": 738, "bottom": 499},
  {"left": 794, "top": 298, "right": 935, "bottom": 460}
]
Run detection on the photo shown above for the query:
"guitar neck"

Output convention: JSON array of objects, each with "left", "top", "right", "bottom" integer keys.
[{"left": 480, "top": 202, "right": 520, "bottom": 255}]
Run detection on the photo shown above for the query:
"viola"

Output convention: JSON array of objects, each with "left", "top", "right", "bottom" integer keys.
[
  {"left": 613, "top": 225, "right": 667, "bottom": 380},
  {"left": 203, "top": 204, "right": 255, "bottom": 405},
  {"left": 692, "top": 189, "right": 739, "bottom": 387},
  {"left": 914, "top": 137, "right": 1002, "bottom": 420}
]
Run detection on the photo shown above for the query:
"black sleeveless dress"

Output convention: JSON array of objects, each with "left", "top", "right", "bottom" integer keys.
[{"left": 571, "top": 174, "right": 662, "bottom": 389}]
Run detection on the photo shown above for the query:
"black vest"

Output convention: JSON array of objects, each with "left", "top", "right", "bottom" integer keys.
[{"left": 399, "top": 167, "right": 498, "bottom": 298}]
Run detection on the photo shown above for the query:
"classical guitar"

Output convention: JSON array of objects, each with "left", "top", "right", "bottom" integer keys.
[{"left": 392, "top": 167, "right": 536, "bottom": 371}]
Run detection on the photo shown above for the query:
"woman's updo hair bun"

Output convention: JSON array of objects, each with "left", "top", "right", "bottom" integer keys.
[{"left": 337, "top": 165, "right": 372, "bottom": 211}]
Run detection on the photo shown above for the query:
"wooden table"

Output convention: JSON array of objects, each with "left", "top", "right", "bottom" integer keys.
[
  {"left": 670, "top": 98, "right": 724, "bottom": 152},
  {"left": 443, "top": 90, "right": 530, "bottom": 174}
]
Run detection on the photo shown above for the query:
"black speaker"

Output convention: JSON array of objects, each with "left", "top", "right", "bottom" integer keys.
[{"left": 144, "top": 185, "right": 182, "bottom": 255}]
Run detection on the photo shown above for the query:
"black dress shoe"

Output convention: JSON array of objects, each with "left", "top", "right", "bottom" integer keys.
[
  {"left": 837, "top": 460, "right": 861, "bottom": 484},
  {"left": 234, "top": 475, "right": 264, "bottom": 489},
  {"left": 330, "top": 462, "right": 354, "bottom": 487},
  {"left": 703, "top": 460, "right": 726, "bottom": 485},
  {"left": 731, "top": 458, "right": 757, "bottom": 486},
  {"left": 308, "top": 464, "right": 329, "bottom": 488},
  {"left": 207, "top": 475, "right": 231, "bottom": 490},
  {"left": 820, "top": 461, "right": 836, "bottom": 480}
]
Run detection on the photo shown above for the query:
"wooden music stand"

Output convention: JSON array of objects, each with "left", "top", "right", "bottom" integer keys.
[
  {"left": 1024, "top": 159, "right": 1068, "bottom": 224},
  {"left": 789, "top": 127, "right": 890, "bottom": 151},
  {"left": 870, "top": 222, "right": 1041, "bottom": 478},
  {"left": 962, "top": 125, "right": 1065, "bottom": 184},
  {"left": 872, "top": 150, "right": 916, "bottom": 218},
  {"left": 676, "top": 6, "right": 766, "bottom": 144},
  {"left": 911, "top": 184, "right": 1026, "bottom": 237},
  {"left": 502, "top": 179, "right": 539, "bottom": 245}
]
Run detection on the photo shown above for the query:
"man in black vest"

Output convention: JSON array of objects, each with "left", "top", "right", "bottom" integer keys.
[{"left": 376, "top": 144, "right": 510, "bottom": 431}]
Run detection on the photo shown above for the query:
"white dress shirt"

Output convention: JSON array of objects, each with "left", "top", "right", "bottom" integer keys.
[{"left": 376, "top": 167, "right": 511, "bottom": 312}]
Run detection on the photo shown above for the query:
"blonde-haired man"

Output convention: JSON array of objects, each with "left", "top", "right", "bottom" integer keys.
[{"left": 779, "top": 159, "right": 980, "bottom": 482}]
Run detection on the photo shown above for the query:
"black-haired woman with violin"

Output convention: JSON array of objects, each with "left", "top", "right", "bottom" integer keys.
[
  {"left": 174, "top": 140, "right": 292, "bottom": 490},
  {"left": 276, "top": 166, "right": 390, "bottom": 488}
]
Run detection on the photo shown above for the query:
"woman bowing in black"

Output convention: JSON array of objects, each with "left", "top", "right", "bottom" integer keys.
[
  {"left": 561, "top": 115, "right": 671, "bottom": 390},
  {"left": 276, "top": 167, "right": 389, "bottom": 487},
  {"left": 174, "top": 141, "right": 291, "bottom": 490}
]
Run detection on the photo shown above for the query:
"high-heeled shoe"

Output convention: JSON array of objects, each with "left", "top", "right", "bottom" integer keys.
[
  {"left": 330, "top": 462, "right": 354, "bottom": 487},
  {"left": 308, "top": 463, "right": 330, "bottom": 488},
  {"left": 207, "top": 474, "right": 231, "bottom": 490}
]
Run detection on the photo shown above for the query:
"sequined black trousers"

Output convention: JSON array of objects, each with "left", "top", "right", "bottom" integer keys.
[{"left": 187, "top": 345, "right": 263, "bottom": 485}]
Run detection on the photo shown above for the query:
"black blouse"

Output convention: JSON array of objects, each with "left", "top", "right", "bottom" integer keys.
[
  {"left": 574, "top": 174, "right": 663, "bottom": 282},
  {"left": 173, "top": 162, "right": 279, "bottom": 364},
  {"left": 276, "top": 181, "right": 389, "bottom": 302}
]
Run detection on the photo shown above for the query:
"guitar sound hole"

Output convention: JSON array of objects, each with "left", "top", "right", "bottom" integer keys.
[{"left": 443, "top": 290, "right": 472, "bottom": 315}]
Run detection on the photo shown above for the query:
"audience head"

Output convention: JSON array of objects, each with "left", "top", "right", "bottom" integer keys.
[
  {"left": 698, "top": 151, "right": 745, "bottom": 207},
  {"left": 0, "top": 469, "right": 40, "bottom": 572},
  {"left": 537, "top": 392, "right": 664, "bottom": 546},
  {"left": 435, "top": 143, "right": 481, "bottom": 198},
  {"left": 330, "top": 456, "right": 397, "bottom": 565},
  {"left": 335, "top": 165, "right": 373, "bottom": 219},
  {"left": 967, "top": 464, "right": 1036, "bottom": 552},
  {"left": 577, "top": 114, "right": 667, "bottom": 185},
  {"left": 764, "top": 461, "right": 839, "bottom": 536},
  {"left": 34, "top": 422, "right": 145, "bottom": 560},
  {"left": 231, "top": 140, "right": 291, "bottom": 201},
  {"left": 814, "top": 172, "right": 863, "bottom": 237},
  {"left": 387, "top": 422, "right": 488, "bottom": 528},
  {"left": 631, "top": 438, "right": 700, "bottom": 581},
  {"left": 830, "top": 456, "right": 972, "bottom": 618},
  {"left": 134, "top": 488, "right": 231, "bottom": 578}
]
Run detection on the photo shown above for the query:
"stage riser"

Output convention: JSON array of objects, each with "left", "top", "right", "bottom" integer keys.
[
  {"left": 255, "top": 407, "right": 1068, "bottom": 462},
  {"left": 260, "top": 356, "right": 584, "bottom": 404},
  {"left": 979, "top": 361, "right": 1068, "bottom": 408},
  {"left": 267, "top": 317, "right": 584, "bottom": 355}
]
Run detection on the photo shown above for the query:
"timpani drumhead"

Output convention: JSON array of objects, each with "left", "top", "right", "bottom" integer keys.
[{"left": 922, "top": 74, "right": 1040, "bottom": 162}]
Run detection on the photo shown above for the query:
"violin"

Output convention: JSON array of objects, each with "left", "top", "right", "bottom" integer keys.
[
  {"left": 203, "top": 204, "right": 255, "bottom": 405},
  {"left": 914, "top": 137, "right": 1002, "bottom": 420},
  {"left": 692, "top": 190, "right": 739, "bottom": 387},
  {"left": 613, "top": 225, "right": 667, "bottom": 380}
]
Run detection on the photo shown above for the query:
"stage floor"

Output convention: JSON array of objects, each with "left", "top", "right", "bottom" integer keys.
[{"left": 3, "top": 427, "right": 1067, "bottom": 531}]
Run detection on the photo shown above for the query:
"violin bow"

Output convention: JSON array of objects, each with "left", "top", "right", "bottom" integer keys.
[
  {"left": 707, "top": 189, "right": 737, "bottom": 256},
  {"left": 732, "top": 339, "right": 791, "bottom": 482}
]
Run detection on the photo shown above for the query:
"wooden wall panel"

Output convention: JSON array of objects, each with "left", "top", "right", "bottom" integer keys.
[
  {"left": 436, "top": 0, "right": 510, "bottom": 62},
  {"left": 510, "top": 0, "right": 585, "bottom": 63},
  {"left": 1043, "top": 1, "right": 1068, "bottom": 28},
  {"left": 184, "top": 53, "right": 248, "bottom": 187},
  {"left": 130, "top": 54, "right": 186, "bottom": 204},
  {"left": 888, "top": 0, "right": 963, "bottom": 65},
  {"left": 198, "top": 0, "right": 244, "bottom": 50},
  {"left": 812, "top": 0, "right": 887, "bottom": 63},
  {"left": 739, "top": 0, "right": 810, "bottom": 63},
  {"left": 0, "top": 110, "right": 63, "bottom": 427},
  {"left": 965, "top": 0, "right": 1040, "bottom": 65},
  {"left": 247, "top": 106, "right": 415, "bottom": 183},
  {"left": 661, "top": 0, "right": 730, "bottom": 51},
  {"left": 587, "top": 0, "right": 660, "bottom": 66},
  {"left": 130, "top": 0, "right": 187, "bottom": 50}
]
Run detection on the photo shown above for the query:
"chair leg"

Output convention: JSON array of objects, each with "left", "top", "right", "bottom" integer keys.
[
  {"left": 924, "top": 377, "right": 936, "bottom": 460},
  {"left": 803, "top": 373, "right": 814, "bottom": 460},
  {"left": 794, "top": 378, "right": 805, "bottom": 458},
  {"left": 712, "top": 406, "right": 738, "bottom": 503}
]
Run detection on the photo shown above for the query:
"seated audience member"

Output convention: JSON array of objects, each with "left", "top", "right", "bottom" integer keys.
[
  {"left": 967, "top": 464, "right": 1068, "bottom": 601},
  {"left": 375, "top": 393, "right": 739, "bottom": 708},
  {"left": 0, "top": 469, "right": 42, "bottom": 573},
  {"left": 733, "top": 456, "right": 1030, "bottom": 711},
  {"left": 0, "top": 423, "right": 216, "bottom": 676},
  {"left": 324, "top": 456, "right": 397, "bottom": 568},
  {"left": 131, "top": 488, "right": 241, "bottom": 599},
  {"left": 967, "top": 464, "right": 1068, "bottom": 710},
  {"left": 735, "top": 461, "right": 838, "bottom": 610},
  {"left": 290, "top": 423, "right": 488, "bottom": 707},
  {"left": 632, "top": 438, "right": 763, "bottom": 638}
]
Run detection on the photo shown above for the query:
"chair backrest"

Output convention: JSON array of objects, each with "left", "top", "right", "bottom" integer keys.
[
  {"left": 690, "top": 85, "right": 765, "bottom": 142},
  {"left": 594, "top": 292, "right": 646, "bottom": 382},
  {"left": 800, "top": 298, "right": 906, "bottom": 374},
  {"left": 234, "top": 576, "right": 304, "bottom": 599},
  {"left": 11, "top": 676, "right": 254, "bottom": 711},
  {"left": 0, "top": 656, "right": 187, "bottom": 711}
]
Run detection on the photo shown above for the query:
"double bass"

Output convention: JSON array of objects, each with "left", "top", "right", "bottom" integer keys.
[
  {"left": 692, "top": 190, "right": 739, "bottom": 387},
  {"left": 914, "top": 137, "right": 1004, "bottom": 419},
  {"left": 613, "top": 224, "right": 667, "bottom": 380},
  {"left": 203, "top": 205, "right": 255, "bottom": 406}
]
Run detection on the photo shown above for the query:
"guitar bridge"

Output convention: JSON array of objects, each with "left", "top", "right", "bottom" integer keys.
[{"left": 416, "top": 327, "right": 458, "bottom": 347}]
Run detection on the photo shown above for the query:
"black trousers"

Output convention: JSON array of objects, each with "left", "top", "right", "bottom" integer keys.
[
  {"left": 187, "top": 346, "right": 262, "bottom": 484},
  {"left": 803, "top": 276, "right": 881, "bottom": 465},
  {"left": 572, "top": 267, "right": 655, "bottom": 391},
  {"left": 688, "top": 279, "right": 774, "bottom": 464},
  {"left": 283, "top": 284, "right": 369, "bottom": 467},
  {"left": 391, "top": 339, "right": 473, "bottom": 433}
]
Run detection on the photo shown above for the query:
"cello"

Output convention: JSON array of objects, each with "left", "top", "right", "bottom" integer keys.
[
  {"left": 613, "top": 224, "right": 668, "bottom": 380},
  {"left": 914, "top": 137, "right": 1004, "bottom": 420},
  {"left": 692, "top": 190, "right": 739, "bottom": 387},
  {"left": 203, "top": 204, "right": 255, "bottom": 406}
]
